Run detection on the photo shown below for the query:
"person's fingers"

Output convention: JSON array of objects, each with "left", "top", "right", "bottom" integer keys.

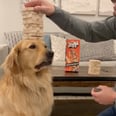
[
  {"left": 24, "top": 1, "right": 40, "bottom": 7},
  {"left": 113, "top": 3, "right": 116, "bottom": 16},
  {"left": 113, "top": 9, "right": 116, "bottom": 16},
  {"left": 93, "top": 97, "right": 99, "bottom": 103},
  {"left": 91, "top": 88, "right": 94, "bottom": 94},
  {"left": 34, "top": 5, "right": 48, "bottom": 13},
  {"left": 91, "top": 87, "right": 102, "bottom": 97},
  {"left": 91, "top": 88, "right": 97, "bottom": 97},
  {"left": 97, "top": 85, "right": 104, "bottom": 88}
]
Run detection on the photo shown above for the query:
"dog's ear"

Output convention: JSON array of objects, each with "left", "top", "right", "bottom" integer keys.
[{"left": 2, "top": 45, "right": 21, "bottom": 74}]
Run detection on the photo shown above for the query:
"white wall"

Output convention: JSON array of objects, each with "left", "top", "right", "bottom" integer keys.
[
  {"left": 0, "top": 0, "right": 109, "bottom": 44},
  {"left": 0, "top": 0, "right": 22, "bottom": 44}
]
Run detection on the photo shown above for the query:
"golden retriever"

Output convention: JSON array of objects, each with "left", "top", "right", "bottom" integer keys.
[{"left": 0, "top": 38, "right": 54, "bottom": 116}]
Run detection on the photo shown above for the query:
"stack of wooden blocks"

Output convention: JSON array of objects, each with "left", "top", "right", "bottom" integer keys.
[{"left": 22, "top": 7, "right": 43, "bottom": 39}]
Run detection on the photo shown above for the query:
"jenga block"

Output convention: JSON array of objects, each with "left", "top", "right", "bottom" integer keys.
[
  {"left": 88, "top": 59, "right": 101, "bottom": 75},
  {"left": 22, "top": 7, "right": 44, "bottom": 39}
]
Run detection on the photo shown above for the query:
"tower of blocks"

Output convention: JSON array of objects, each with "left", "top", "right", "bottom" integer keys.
[{"left": 22, "top": 7, "right": 43, "bottom": 39}]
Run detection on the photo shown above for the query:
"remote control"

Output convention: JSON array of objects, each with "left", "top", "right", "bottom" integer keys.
[{"left": 94, "top": 87, "right": 102, "bottom": 92}]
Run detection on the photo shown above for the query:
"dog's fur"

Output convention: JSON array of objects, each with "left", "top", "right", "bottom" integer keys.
[{"left": 0, "top": 39, "right": 54, "bottom": 116}]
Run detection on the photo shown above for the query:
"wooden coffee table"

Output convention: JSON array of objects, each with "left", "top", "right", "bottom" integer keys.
[
  {"left": 51, "top": 66, "right": 116, "bottom": 115},
  {"left": 52, "top": 66, "right": 116, "bottom": 87}
]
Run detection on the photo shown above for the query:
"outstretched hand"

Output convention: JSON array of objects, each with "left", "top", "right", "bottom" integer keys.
[{"left": 24, "top": 0, "right": 55, "bottom": 16}]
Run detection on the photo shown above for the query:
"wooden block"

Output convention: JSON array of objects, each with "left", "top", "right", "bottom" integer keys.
[
  {"left": 22, "top": 7, "right": 43, "bottom": 39},
  {"left": 88, "top": 59, "right": 101, "bottom": 75}
]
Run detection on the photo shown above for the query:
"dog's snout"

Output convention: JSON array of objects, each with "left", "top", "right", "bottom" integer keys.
[{"left": 46, "top": 51, "right": 54, "bottom": 58}]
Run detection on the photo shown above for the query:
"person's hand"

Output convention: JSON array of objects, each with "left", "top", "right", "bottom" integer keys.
[
  {"left": 91, "top": 85, "right": 116, "bottom": 105},
  {"left": 113, "top": 3, "right": 116, "bottom": 16},
  {"left": 24, "top": 0, "right": 55, "bottom": 16},
  {"left": 111, "top": 0, "right": 116, "bottom": 16}
]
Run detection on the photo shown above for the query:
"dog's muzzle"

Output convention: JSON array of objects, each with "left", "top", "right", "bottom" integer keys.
[
  {"left": 35, "top": 50, "right": 54, "bottom": 69},
  {"left": 46, "top": 50, "right": 54, "bottom": 64}
]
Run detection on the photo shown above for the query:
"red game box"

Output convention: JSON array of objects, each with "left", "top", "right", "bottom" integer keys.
[{"left": 65, "top": 39, "right": 80, "bottom": 72}]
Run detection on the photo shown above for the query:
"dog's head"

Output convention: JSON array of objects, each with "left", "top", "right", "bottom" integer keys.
[{"left": 2, "top": 39, "right": 54, "bottom": 74}]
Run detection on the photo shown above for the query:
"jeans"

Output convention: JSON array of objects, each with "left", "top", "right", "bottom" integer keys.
[{"left": 97, "top": 105, "right": 116, "bottom": 116}]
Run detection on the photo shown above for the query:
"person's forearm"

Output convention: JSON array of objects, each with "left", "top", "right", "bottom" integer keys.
[
  {"left": 48, "top": 7, "right": 116, "bottom": 42},
  {"left": 48, "top": 7, "right": 92, "bottom": 41}
]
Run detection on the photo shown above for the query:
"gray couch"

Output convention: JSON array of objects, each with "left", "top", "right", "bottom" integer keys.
[
  {"left": 2, "top": 31, "right": 116, "bottom": 67},
  {"left": 0, "top": 44, "right": 8, "bottom": 76}
]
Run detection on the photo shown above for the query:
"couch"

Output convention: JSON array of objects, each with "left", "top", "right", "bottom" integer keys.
[
  {"left": 0, "top": 44, "right": 8, "bottom": 76},
  {"left": 2, "top": 31, "right": 116, "bottom": 67}
]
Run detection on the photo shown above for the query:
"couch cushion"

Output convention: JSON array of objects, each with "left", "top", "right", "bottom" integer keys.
[
  {"left": 50, "top": 34, "right": 66, "bottom": 66},
  {"left": 80, "top": 39, "right": 116, "bottom": 61}
]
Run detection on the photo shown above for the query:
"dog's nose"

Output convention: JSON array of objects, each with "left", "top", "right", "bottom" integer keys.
[{"left": 46, "top": 51, "right": 54, "bottom": 58}]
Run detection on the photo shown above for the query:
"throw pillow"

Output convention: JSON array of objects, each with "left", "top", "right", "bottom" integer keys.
[{"left": 50, "top": 34, "right": 66, "bottom": 66}]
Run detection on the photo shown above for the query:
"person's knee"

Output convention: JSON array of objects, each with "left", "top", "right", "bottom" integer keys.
[{"left": 97, "top": 106, "right": 116, "bottom": 116}]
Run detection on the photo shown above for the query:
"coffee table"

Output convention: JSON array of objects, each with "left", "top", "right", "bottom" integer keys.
[
  {"left": 51, "top": 66, "right": 116, "bottom": 115},
  {"left": 52, "top": 66, "right": 116, "bottom": 88}
]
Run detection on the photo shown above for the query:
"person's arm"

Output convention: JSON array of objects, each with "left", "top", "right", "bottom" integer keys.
[
  {"left": 25, "top": 0, "right": 116, "bottom": 42},
  {"left": 48, "top": 7, "right": 116, "bottom": 42}
]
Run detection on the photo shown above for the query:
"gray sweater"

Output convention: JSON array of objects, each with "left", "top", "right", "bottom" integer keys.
[{"left": 48, "top": 7, "right": 116, "bottom": 42}]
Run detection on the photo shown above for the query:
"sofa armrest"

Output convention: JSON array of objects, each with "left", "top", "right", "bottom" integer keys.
[
  {"left": 0, "top": 44, "right": 8, "bottom": 65},
  {"left": 0, "top": 44, "right": 8, "bottom": 76}
]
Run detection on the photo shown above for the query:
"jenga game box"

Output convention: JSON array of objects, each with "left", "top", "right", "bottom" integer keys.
[{"left": 65, "top": 39, "right": 80, "bottom": 72}]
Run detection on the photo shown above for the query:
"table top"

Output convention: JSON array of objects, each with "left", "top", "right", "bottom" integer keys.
[{"left": 52, "top": 66, "right": 116, "bottom": 81}]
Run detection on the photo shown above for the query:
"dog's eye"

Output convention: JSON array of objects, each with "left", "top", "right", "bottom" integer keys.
[{"left": 29, "top": 44, "right": 36, "bottom": 49}]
